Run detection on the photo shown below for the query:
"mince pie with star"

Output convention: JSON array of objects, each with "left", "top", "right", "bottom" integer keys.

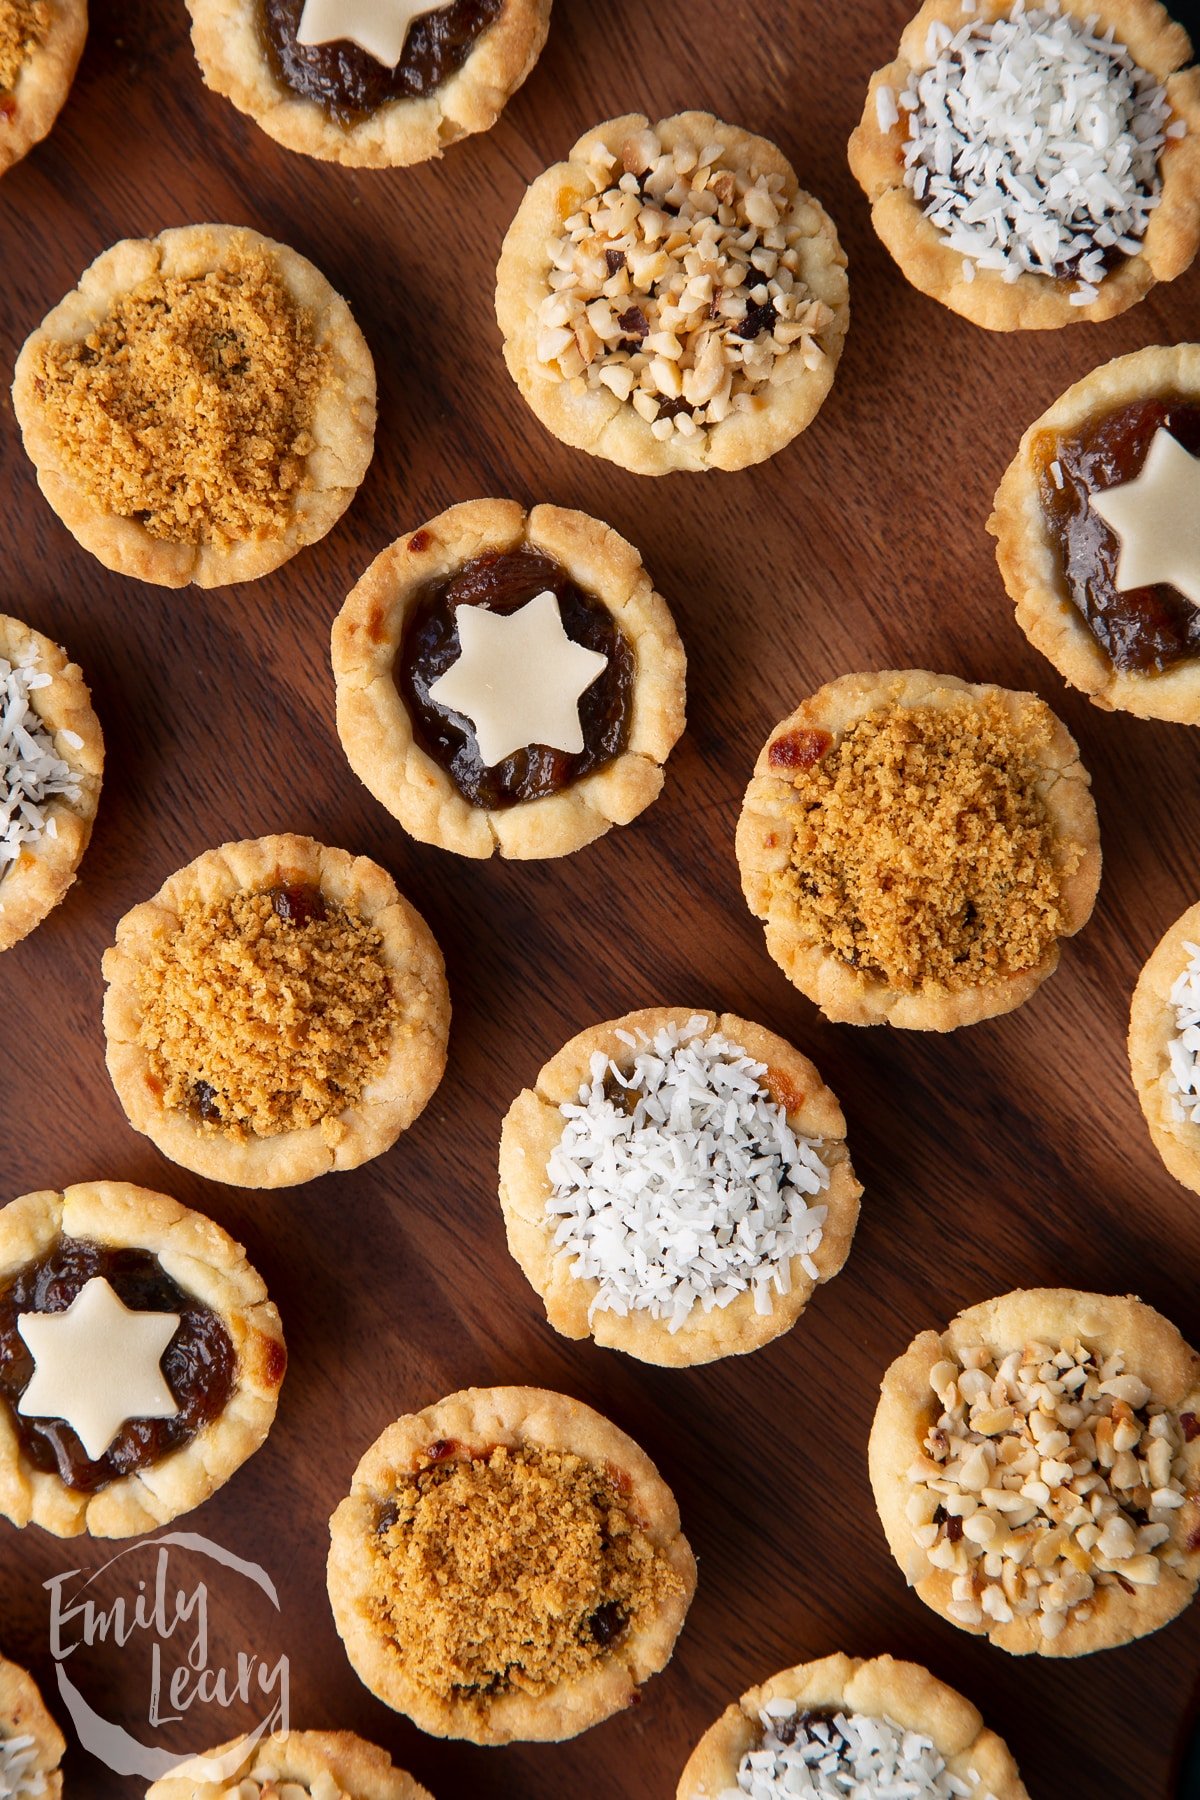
[
  {"left": 0, "top": 1181, "right": 286, "bottom": 1539},
  {"left": 145, "top": 1729, "right": 433, "bottom": 1800},
  {"left": 0, "top": 1652, "right": 64, "bottom": 1800},
  {"left": 0, "top": 0, "right": 86, "bottom": 179},
  {"left": 331, "top": 499, "right": 686, "bottom": 859},
  {"left": 990, "top": 344, "right": 1200, "bottom": 723}
]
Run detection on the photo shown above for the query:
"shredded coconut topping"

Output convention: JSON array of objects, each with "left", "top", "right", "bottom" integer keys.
[
  {"left": 0, "top": 647, "right": 80, "bottom": 877},
  {"left": 907, "top": 1337, "right": 1192, "bottom": 1642},
  {"left": 546, "top": 1016, "right": 829, "bottom": 1332},
  {"left": 899, "top": 1, "right": 1174, "bottom": 298},
  {"left": 1166, "top": 940, "right": 1200, "bottom": 1122},
  {"left": 721, "top": 1702, "right": 993, "bottom": 1800},
  {"left": 0, "top": 1734, "right": 47, "bottom": 1800},
  {"left": 536, "top": 126, "right": 835, "bottom": 442}
]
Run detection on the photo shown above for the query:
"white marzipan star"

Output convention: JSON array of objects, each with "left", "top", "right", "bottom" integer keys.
[
  {"left": 1089, "top": 426, "right": 1200, "bottom": 610},
  {"left": 18, "top": 1276, "right": 180, "bottom": 1462},
  {"left": 296, "top": 0, "right": 446, "bottom": 68},
  {"left": 427, "top": 590, "right": 609, "bottom": 769}
]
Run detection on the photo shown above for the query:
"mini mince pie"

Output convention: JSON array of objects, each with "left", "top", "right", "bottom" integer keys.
[
  {"left": 331, "top": 499, "right": 686, "bottom": 859},
  {"left": 0, "top": 1652, "right": 64, "bottom": 1800},
  {"left": 12, "top": 224, "right": 375, "bottom": 588},
  {"left": 736, "top": 670, "right": 1101, "bottom": 1031},
  {"left": 495, "top": 111, "right": 849, "bottom": 475},
  {"left": 675, "top": 1652, "right": 1028, "bottom": 1800},
  {"left": 498, "top": 1007, "right": 862, "bottom": 1367},
  {"left": 990, "top": 344, "right": 1200, "bottom": 723},
  {"left": 848, "top": 0, "right": 1200, "bottom": 331},
  {"left": 0, "top": 1181, "right": 285, "bottom": 1539},
  {"left": 0, "top": 612, "right": 103, "bottom": 954},
  {"left": 102, "top": 834, "right": 450, "bottom": 1188},
  {"left": 145, "top": 1729, "right": 433, "bottom": 1800},
  {"left": 0, "top": 0, "right": 85, "bottom": 178},
  {"left": 1129, "top": 896, "right": 1200, "bottom": 1196},
  {"left": 869, "top": 1288, "right": 1200, "bottom": 1656},
  {"left": 326, "top": 1385, "right": 696, "bottom": 1743}
]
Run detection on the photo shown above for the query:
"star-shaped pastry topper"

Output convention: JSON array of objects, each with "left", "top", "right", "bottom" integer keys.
[
  {"left": 18, "top": 1277, "right": 180, "bottom": 1462},
  {"left": 296, "top": 0, "right": 447, "bottom": 68},
  {"left": 427, "top": 590, "right": 609, "bottom": 768},
  {"left": 1089, "top": 426, "right": 1200, "bottom": 610}
]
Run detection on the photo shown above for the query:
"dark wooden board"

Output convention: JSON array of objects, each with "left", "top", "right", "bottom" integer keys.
[{"left": 4, "top": 2, "right": 1200, "bottom": 1795}]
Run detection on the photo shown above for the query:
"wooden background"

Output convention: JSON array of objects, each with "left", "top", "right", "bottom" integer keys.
[{"left": 3, "top": 1, "right": 1200, "bottom": 1795}]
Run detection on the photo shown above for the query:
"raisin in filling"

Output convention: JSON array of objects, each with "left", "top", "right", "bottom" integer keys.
[
  {"left": 259, "top": 0, "right": 504, "bottom": 123},
  {"left": 397, "top": 548, "right": 635, "bottom": 809},
  {"left": 1036, "top": 397, "right": 1200, "bottom": 674},
  {"left": 0, "top": 1239, "right": 235, "bottom": 1492}
]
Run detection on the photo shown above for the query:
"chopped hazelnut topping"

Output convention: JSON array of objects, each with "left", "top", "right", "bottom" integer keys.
[
  {"left": 0, "top": 0, "right": 48, "bottom": 93},
  {"left": 234, "top": 1779, "right": 348, "bottom": 1800}
]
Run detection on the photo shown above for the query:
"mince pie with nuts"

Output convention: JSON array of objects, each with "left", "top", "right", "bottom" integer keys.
[
  {"left": 0, "top": 1652, "right": 64, "bottom": 1800},
  {"left": 326, "top": 1386, "right": 696, "bottom": 1742},
  {"left": 332, "top": 499, "right": 686, "bottom": 859},
  {"left": 146, "top": 1729, "right": 433, "bottom": 1800},
  {"left": 102, "top": 834, "right": 450, "bottom": 1188},
  {"left": 0, "top": 0, "right": 86, "bottom": 178},
  {"left": 0, "top": 1181, "right": 285, "bottom": 1540},
  {"left": 869, "top": 1288, "right": 1200, "bottom": 1655},
  {"left": 736, "top": 670, "right": 1101, "bottom": 1030},
  {"left": 495, "top": 110, "right": 849, "bottom": 474}
]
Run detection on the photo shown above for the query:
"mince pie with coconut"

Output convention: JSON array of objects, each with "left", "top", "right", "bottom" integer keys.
[
  {"left": 326, "top": 1386, "right": 696, "bottom": 1743},
  {"left": 1129, "top": 897, "right": 1200, "bottom": 1196},
  {"left": 848, "top": 0, "right": 1200, "bottom": 331},
  {"left": 676, "top": 1652, "right": 1028, "bottom": 1800},
  {"left": 0, "top": 1182, "right": 285, "bottom": 1539},
  {"left": 0, "top": 1652, "right": 63, "bottom": 1800},
  {"left": 736, "top": 670, "right": 1101, "bottom": 1030},
  {"left": 498, "top": 1007, "right": 862, "bottom": 1366},
  {"left": 496, "top": 110, "right": 849, "bottom": 475},
  {"left": 102, "top": 834, "right": 450, "bottom": 1188},
  {"left": 145, "top": 1729, "right": 433, "bottom": 1800},
  {"left": 0, "top": 612, "right": 102, "bottom": 954},
  {"left": 0, "top": 0, "right": 86, "bottom": 178},
  {"left": 990, "top": 344, "right": 1200, "bottom": 723},
  {"left": 332, "top": 499, "right": 686, "bottom": 859},
  {"left": 12, "top": 224, "right": 375, "bottom": 587},
  {"left": 869, "top": 1288, "right": 1200, "bottom": 1655}
]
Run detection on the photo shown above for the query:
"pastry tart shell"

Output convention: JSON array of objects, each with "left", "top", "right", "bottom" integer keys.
[
  {"left": 0, "top": 1651, "right": 64, "bottom": 1799},
  {"left": 0, "top": 0, "right": 86, "bottom": 178},
  {"left": 1129, "top": 896, "right": 1200, "bottom": 1193},
  {"left": 145, "top": 1728, "right": 432, "bottom": 1798}
]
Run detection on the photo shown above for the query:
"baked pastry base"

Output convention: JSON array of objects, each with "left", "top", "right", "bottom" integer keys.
[
  {"left": 0, "top": 0, "right": 86, "bottom": 178},
  {"left": 186, "top": 0, "right": 551, "bottom": 168},
  {"left": 498, "top": 1006, "right": 862, "bottom": 1365},
  {"left": 1129, "top": 896, "right": 1200, "bottom": 1192},
  {"left": 847, "top": 0, "right": 1200, "bottom": 330},
  {"left": 327, "top": 1385, "right": 696, "bottom": 1743},
  {"left": 869, "top": 1288, "right": 1200, "bottom": 1655},
  {"left": 102, "top": 833, "right": 450, "bottom": 1188},
  {"left": 332, "top": 498, "right": 686, "bottom": 859},
  {"left": 496, "top": 110, "right": 849, "bottom": 474},
  {"left": 989, "top": 343, "right": 1200, "bottom": 722},
  {"left": 145, "top": 1728, "right": 432, "bottom": 1798},
  {"left": 0, "top": 1181, "right": 285, "bottom": 1539},
  {"left": 0, "top": 611, "right": 103, "bottom": 953},
  {"left": 736, "top": 669, "right": 1101, "bottom": 1030},
  {"left": 676, "top": 1651, "right": 1028, "bottom": 1800},
  {"left": 11, "top": 223, "right": 375, "bottom": 587},
  {"left": 0, "top": 1651, "right": 64, "bottom": 1800}
]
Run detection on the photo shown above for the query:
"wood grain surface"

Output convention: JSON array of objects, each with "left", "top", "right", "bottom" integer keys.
[{"left": 3, "top": 2, "right": 1200, "bottom": 1796}]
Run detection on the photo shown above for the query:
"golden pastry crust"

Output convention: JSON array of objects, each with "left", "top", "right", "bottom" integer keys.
[
  {"left": 497, "top": 1006, "right": 862, "bottom": 1366},
  {"left": 0, "top": 1651, "right": 64, "bottom": 1800},
  {"left": 1129, "top": 897, "right": 1200, "bottom": 1192},
  {"left": 186, "top": 0, "right": 550, "bottom": 169},
  {"left": 848, "top": 0, "right": 1200, "bottom": 331},
  {"left": 676, "top": 1652, "right": 1028, "bottom": 1800},
  {"left": 327, "top": 1385, "right": 696, "bottom": 1743},
  {"left": 145, "top": 1728, "right": 432, "bottom": 1799},
  {"left": 0, "top": 1181, "right": 286, "bottom": 1540},
  {"left": 496, "top": 110, "right": 849, "bottom": 475},
  {"left": 331, "top": 498, "right": 687, "bottom": 860},
  {"left": 989, "top": 344, "right": 1200, "bottom": 722},
  {"left": 0, "top": 0, "right": 86, "bottom": 178},
  {"left": 0, "top": 612, "right": 103, "bottom": 953},
  {"left": 735, "top": 670, "right": 1101, "bottom": 1031},
  {"left": 101, "top": 833, "right": 450, "bottom": 1189},
  {"left": 869, "top": 1288, "right": 1200, "bottom": 1656},
  {"left": 11, "top": 223, "right": 376, "bottom": 588}
]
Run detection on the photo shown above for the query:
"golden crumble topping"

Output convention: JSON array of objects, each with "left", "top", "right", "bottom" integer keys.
[
  {"left": 369, "top": 1444, "right": 684, "bottom": 1703},
  {"left": 0, "top": 0, "right": 49, "bottom": 93},
  {"left": 775, "top": 699, "right": 1067, "bottom": 990},
  {"left": 32, "top": 251, "right": 326, "bottom": 545},
  {"left": 136, "top": 887, "right": 402, "bottom": 1139}
]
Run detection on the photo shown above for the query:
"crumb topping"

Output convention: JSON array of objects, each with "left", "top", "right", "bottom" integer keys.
[
  {"left": 135, "top": 887, "right": 402, "bottom": 1140},
  {"left": 0, "top": 0, "right": 49, "bottom": 94},
  {"left": 369, "top": 1444, "right": 683, "bottom": 1704},
  {"left": 772, "top": 698, "right": 1067, "bottom": 991},
  {"left": 32, "top": 250, "right": 326, "bottom": 545}
]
